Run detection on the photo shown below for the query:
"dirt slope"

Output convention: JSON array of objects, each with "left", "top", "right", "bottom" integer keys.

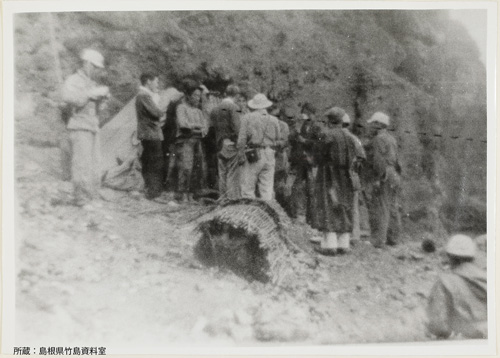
[{"left": 15, "top": 143, "right": 482, "bottom": 347}]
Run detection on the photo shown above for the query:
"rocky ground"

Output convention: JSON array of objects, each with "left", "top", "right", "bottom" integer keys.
[{"left": 14, "top": 143, "right": 486, "bottom": 349}]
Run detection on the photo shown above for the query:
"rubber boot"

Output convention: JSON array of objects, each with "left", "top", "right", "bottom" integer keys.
[
  {"left": 315, "top": 232, "right": 338, "bottom": 256},
  {"left": 337, "top": 232, "right": 351, "bottom": 254}
]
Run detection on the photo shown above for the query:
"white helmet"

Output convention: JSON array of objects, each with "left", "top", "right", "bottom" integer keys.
[
  {"left": 80, "top": 48, "right": 105, "bottom": 68},
  {"left": 342, "top": 113, "right": 351, "bottom": 124},
  {"left": 367, "top": 111, "right": 390, "bottom": 126},
  {"left": 446, "top": 234, "right": 476, "bottom": 258}
]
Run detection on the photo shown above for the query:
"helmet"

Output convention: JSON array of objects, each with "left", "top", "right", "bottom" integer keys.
[
  {"left": 324, "top": 107, "right": 346, "bottom": 124},
  {"left": 342, "top": 113, "right": 351, "bottom": 124},
  {"left": 367, "top": 111, "right": 390, "bottom": 126},
  {"left": 80, "top": 48, "right": 105, "bottom": 68},
  {"left": 446, "top": 234, "right": 476, "bottom": 258},
  {"left": 248, "top": 93, "right": 273, "bottom": 109}
]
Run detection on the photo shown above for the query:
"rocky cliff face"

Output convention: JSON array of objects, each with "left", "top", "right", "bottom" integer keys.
[{"left": 13, "top": 10, "right": 487, "bottom": 237}]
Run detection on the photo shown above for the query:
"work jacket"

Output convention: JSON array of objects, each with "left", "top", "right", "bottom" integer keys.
[
  {"left": 136, "top": 86, "right": 164, "bottom": 141},
  {"left": 62, "top": 69, "right": 101, "bottom": 133},
  {"left": 427, "top": 262, "right": 487, "bottom": 339}
]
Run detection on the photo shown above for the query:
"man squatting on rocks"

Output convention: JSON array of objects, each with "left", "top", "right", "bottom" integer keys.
[
  {"left": 427, "top": 234, "right": 487, "bottom": 339},
  {"left": 61, "top": 48, "right": 109, "bottom": 208}
]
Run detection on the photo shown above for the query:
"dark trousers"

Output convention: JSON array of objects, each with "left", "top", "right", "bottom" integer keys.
[
  {"left": 175, "top": 138, "right": 207, "bottom": 194},
  {"left": 368, "top": 181, "right": 401, "bottom": 247},
  {"left": 164, "top": 143, "right": 177, "bottom": 192},
  {"left": 203, "top": 127, "right": 218, "bottom": 190},
  {"left": 141, "top": 140, "right": 164, "bottom": 200},
  {"left": 290, "top": 164, "right": 315, "bottom": 219}
]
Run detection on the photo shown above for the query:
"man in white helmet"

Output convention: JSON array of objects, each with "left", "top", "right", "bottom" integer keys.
[
  {"left": 426, "top": 234, "right": 487, "bottom": 339},
  {"left": 61, "top": 48, "right": 109, "bottom": 207},
  {"left": 365, "top": 111, "right": 402, "bottom": 248}
]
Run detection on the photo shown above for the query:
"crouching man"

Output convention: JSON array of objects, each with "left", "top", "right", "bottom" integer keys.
[{"left": 427, "top": 234, "right": 487, "bottom": 339}]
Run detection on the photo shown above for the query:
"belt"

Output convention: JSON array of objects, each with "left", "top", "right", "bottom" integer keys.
[{"left": 248, "top": 144, "right": 271, "bottom": 149}]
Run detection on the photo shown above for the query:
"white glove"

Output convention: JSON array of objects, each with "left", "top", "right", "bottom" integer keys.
[{"left": 89, "top": 86, "right": 110, "bottom": 100}]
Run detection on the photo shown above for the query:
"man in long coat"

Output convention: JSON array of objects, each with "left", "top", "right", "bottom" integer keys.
[{"left": 310, "top": 107, "right": 358, "bottom": 255}]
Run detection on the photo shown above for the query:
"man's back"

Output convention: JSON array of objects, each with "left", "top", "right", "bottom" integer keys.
[
  {"left": 135, "top": 89, "right": 164, "bottom": 141},
  {"left": 211, "top": 98, "right": 241, "bottom": 146},
  {"left": 427, "top": 262, "right": 487, "bottom": 339},
  {"left": 371, "top": 130, "right": 398, "bottom": 174},
  {"left": 238, "top": 110, "right": 280, "bottom": 148}
]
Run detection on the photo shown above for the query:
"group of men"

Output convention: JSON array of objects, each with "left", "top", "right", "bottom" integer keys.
[
  {"left": 61, "top": 48, "right": 402, "bottom": 254},
  {"left": 61, "top": 48, "right": 487, "bottom": 340}
]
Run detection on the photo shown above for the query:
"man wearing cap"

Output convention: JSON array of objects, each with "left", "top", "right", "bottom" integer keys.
[
  {"left": 136, "top": 72, "right": 169, "bottom": 200},
  {"left": 237, "top": 93, "right": 281, "bottom": 201},
  {"left": 426, "top": 234, "right": 487, "bottom": 339},
  {"left": 342, "top": 113, "right": 367, "bottom": 242},
  {"left": 365, "top": 111, "right": 402, "bottom": 248},
  {"left": 210, "top": 84, "right": 244, "bottom": 199},
  {"left": 61, "top": 48, "right": 109, "bottom": 207},
  {"left": 310, "top": 107, "right": 358, "bottom": 255}
]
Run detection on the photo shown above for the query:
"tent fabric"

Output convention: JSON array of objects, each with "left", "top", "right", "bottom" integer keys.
[{"left": 100, "top": 87, "right": 183, "bottom": 191}]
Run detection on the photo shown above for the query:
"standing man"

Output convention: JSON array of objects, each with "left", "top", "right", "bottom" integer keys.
[
  {"left": 136, "top": 72, "right": 168, "bottom": 200},
  {"left": 342, "top": 113, "right": 367, "bottom": 243},
  {"left": 274, "top": 107, "right": 291, "bottom": 210},
  {"left": 289, "top": 103, "right": 318, "bottom": 221},
  {"left": 62, "top": 48, "right": 109, "bottom": 207},
  {"left": 427, "top": 234, "right": 487, "bottom": 339},
  {"left": 237, "top": 93, "right": 280, "bottom": 201},
  {"left": 174, "top": 80, "right": 209, "bottom": 203},
  {"left": 310, "top": 107, "right": 358, "bottom": 255},
  {"left": 365, "top": 112, "right": 402, "bottom": 248},
  {"left": 211, "top": 85, "right": 244, "bottom": 200}
]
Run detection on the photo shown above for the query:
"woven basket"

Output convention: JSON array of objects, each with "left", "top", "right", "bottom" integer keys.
[{"left": 194, "top": 198, "right": 314, "bottom": 285}]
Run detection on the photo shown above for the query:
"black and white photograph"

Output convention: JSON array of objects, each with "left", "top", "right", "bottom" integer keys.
[{"left": 2, "top": 1, "right": 496, "bottom": 355}]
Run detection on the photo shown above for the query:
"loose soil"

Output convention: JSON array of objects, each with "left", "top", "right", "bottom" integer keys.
[{"left": 14, "top": 144, "right": 485, "bottom": 349}]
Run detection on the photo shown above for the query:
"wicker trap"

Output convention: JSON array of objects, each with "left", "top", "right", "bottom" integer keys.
[{"left": 194, "top": 198, "right": 315, "bottom": 285}]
